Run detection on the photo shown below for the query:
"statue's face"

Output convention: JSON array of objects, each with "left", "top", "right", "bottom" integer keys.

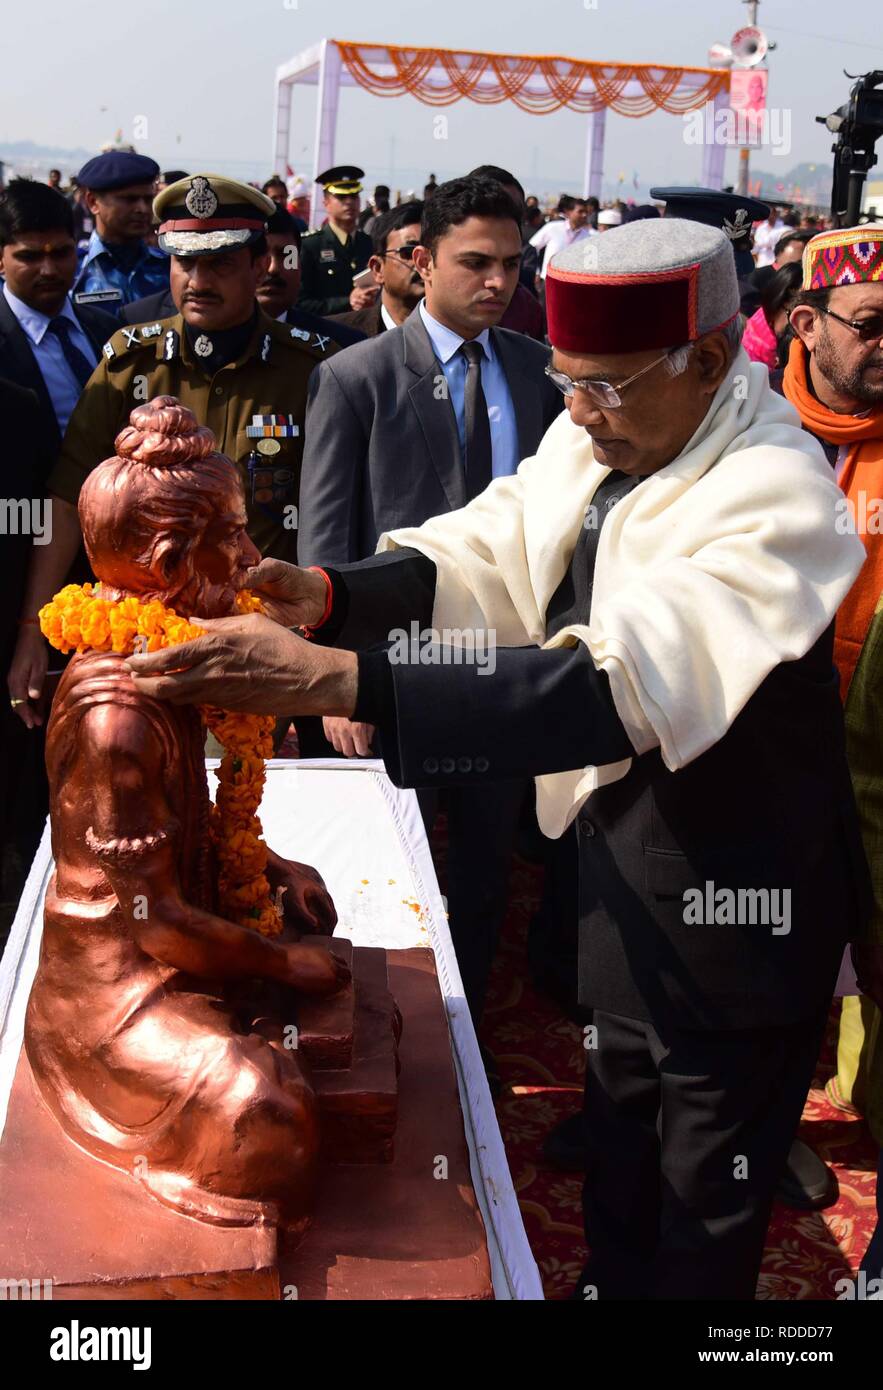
[{"left": 187, "top": 477, "right": 261, "bottom": 618}]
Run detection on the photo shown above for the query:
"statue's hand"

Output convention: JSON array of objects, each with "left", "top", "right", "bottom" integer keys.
[
  {"left": 281, "top": 941, "right": 351, "bottom": 995},
  {"left": 270, "top": 857, "right": 337, "bottom": 938}
]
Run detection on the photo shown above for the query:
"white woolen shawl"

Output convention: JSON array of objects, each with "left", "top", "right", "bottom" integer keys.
[{"left": 378, "top": 350, "right": 866, "bottom": 838}]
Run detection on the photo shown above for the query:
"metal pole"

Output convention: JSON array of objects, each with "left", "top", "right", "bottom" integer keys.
[
  {"left": 583, "top": 107, "right": 607, "bottom": 201},
  {"left": 737, "top": 0, "right": 759, "bottom": 194},
  {"left": 311, "top": 39, "right": 343, "bottom": 230}
]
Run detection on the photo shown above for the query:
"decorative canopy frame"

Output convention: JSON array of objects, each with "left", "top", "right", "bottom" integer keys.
[{"left": 273, "top": 40, "right": 732, "bottom": 224}]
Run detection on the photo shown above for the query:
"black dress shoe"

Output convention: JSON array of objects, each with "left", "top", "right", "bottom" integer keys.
[
  {"left": 541, "top": 1110, "right": 587, "bottom": 1171},
  {"left": 776, "top": 1138, "right": 839, "bottom": 1210}
]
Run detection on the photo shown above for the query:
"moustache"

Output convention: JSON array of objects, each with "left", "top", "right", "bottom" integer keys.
[
  {"left": 183, "top": 293, "right": 222, "bottom": 305},
  {"left": 259, "top": 277, "right": 287, "bottom": 292}
]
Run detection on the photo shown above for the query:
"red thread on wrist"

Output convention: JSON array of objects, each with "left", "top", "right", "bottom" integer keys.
[{"left": 302, "top": 567, "right": 333, "bottom": 636}]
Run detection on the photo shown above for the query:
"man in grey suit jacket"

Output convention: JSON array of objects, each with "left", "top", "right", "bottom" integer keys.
[
  {"left": 297, "top": 176, "right": 562, "bottom": 1042},
  {"left": 298, "top": 186, "right": 560, "bottom": 565}
]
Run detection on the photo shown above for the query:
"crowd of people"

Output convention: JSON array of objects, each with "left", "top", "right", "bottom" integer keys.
[{"left": 0, "top": 142, "right": 881, "bottom": 1302}]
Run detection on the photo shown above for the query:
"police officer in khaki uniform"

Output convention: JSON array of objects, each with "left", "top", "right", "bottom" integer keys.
[
  {"left": 9, "top": 174, "right": 336, "bottom": 731},
  {"left": 296, "top": 167, "right": 374, "bottom": 316}
]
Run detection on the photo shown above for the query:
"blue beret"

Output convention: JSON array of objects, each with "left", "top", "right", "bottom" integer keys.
[{"left": 77, "top": 152, "right": 160, "bottom": 192}]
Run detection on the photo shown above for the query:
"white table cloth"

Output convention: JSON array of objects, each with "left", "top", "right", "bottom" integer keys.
[{"left": 0, "top": 758, "right": 543, "bottom": 1300}]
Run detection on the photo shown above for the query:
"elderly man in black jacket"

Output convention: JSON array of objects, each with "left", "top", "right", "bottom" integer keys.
[{"left": 129, "top": 218, "right": 875, "bottom": 1300}]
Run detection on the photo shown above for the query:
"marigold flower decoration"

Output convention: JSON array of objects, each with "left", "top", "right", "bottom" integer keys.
[{"left": 39, "top": 583, "right": 282, "bottom": 937}]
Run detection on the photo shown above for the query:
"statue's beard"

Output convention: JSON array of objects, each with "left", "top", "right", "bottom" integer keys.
[{"left": 167, "top": 569, "right": 244, "bottom": 620}]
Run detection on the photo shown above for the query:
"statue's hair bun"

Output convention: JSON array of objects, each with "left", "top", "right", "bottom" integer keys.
[{"left": 114, "top": 397, "right": 215, "bottom": 467}]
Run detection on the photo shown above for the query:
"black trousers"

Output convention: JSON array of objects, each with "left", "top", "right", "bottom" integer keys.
[
  {"left": 579, "top": 1006, "right": 829, "bottom": 1300},
  {"left": 418, "top": 782, "right": 523, "bottom": 1024}
]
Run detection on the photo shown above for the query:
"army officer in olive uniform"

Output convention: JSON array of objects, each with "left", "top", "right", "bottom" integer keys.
[
  {"left": 10, "top": 174, "right": 336, "bottom": 731},
  {"left": 296, "top": 166, "right": 375, "bottom": 317}
]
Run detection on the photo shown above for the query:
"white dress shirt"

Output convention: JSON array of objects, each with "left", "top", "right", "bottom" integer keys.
[
  {"left": 529, "top": 220, "right": 595, "bottom": 276},
  {"left": 2, "top": 285, "right": 98, "bottom": 434}
]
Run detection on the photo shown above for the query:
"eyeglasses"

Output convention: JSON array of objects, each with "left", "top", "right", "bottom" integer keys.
[
  {"left": 379, "top": 243, "right": 419, "bottom": 263},
  {"left": 821, "top": 307, "right": 883, "bottom": 344},
  {"left": 544, "top": 347, "right": 685, "bottom": 408}
]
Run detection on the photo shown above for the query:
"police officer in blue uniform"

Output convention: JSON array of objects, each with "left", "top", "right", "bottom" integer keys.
[{"left": 72, "top": 151, "right": 169, "bottom": 312}]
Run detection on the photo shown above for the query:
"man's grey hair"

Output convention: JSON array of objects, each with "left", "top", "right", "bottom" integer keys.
[{"left": 663, "top": 316, "right": 744, "bottom": 377}]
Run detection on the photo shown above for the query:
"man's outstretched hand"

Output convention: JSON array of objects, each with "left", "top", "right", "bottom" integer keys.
[
  {"left": 125, "top": 612, "right": 358, "bottom": 717},
  {"left": 240, "top": 558, "right": 329, "bottom": 629}
]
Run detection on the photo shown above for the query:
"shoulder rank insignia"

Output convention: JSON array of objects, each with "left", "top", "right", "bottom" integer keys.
[
  {"left": 311, "top": 333, "right": 330, "bottom": 353},
  {"left": 261, "top": 333, "right": 271, "bottom": 362},
  {"left": 246, "top": 414, "right": 300, "bottom": 439},
  {"left": 163, "top": 329, "right": 179, "bottom": 362},
  {"left": 102, "top": 340, "right": 115, "bottom": 361},
  {"left": 121, "top": 327, "right": 141, "bottom": 349},
  {"left": 140, "top": 322, "right": 163, "bottom": 339},
  {"left": 289, "top": 326, "right": 311, "bottom": 341}
]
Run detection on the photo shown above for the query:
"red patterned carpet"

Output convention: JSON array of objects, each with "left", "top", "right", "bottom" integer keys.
[{"left": 474, "top": 848, "right": 879, "bottom": 1301}]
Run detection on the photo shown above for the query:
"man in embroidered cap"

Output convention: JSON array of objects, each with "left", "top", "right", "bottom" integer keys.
[
  {"left": 297, "top": 166, "right": 374, "bottom": 317},
  {"left": 782, "top": 224, "right": 883, "bottom": 695},
  {"left": 778, "top": 224, "right": 883, "bottom": 1255},
  {"left": 71, "top": 151, "right": 168, "bottom": 310},
  {"left": 129, "top": 218, "right": 873, "bottom": 1299},
  {"left": 8, "top": 174, "right": 337, "bottom": 731}
]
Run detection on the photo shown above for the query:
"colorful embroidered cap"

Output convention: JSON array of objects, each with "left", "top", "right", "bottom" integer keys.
[
  {"left": 546, "top": 218, "right": 739, "bottom": 355},
  {"left": 802, "top": 225, "right": 883, "bottom": 290}
]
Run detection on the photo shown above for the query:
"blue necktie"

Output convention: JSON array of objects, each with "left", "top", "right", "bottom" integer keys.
[
  {"left": 46, "top": 316, "right": 95, "bottom": 390},
  {"left": 460, "top": 340, "right": 492, "bottom": 500}
]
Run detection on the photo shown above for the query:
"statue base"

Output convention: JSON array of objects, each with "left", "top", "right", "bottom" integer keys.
[{"left": 0, "top": 947, "right": 494, "bottom": 1300}]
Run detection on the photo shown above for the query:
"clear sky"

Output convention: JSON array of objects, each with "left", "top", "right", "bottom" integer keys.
[{"left": 1, "top": 0, "right": 879, "bottom": 198}]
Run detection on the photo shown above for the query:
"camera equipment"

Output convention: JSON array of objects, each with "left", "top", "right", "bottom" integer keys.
[{"left": 817, "top": 70, "right": 883, "bottom": 226}]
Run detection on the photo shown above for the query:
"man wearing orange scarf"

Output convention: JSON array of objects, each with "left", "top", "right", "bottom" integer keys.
[
  {"left": 783, "top": 225, "right": 883, "bottom": 700},
  {"left": 783, "top": 225, "right": 883, "bottom": 1275}
]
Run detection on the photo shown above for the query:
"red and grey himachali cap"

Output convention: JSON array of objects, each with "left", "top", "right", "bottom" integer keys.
[
  {"left": 545, "top": 218, "right": 740, "bottom": 354},
  {"left": 154, "top": 174, "right": 275, "bottom": 256}
]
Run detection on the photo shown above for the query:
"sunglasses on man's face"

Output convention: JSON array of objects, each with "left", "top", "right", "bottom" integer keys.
[
  {"left": 821, "top": 307, "right": 883, "bottom": 344},
  {"left": 380, "top": 242, "right": 420, "bottom": 263}
]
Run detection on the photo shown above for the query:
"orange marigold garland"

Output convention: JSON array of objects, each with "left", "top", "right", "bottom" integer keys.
[{"left": 39, "top": 583, "right": 282, "bottom": 937}]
